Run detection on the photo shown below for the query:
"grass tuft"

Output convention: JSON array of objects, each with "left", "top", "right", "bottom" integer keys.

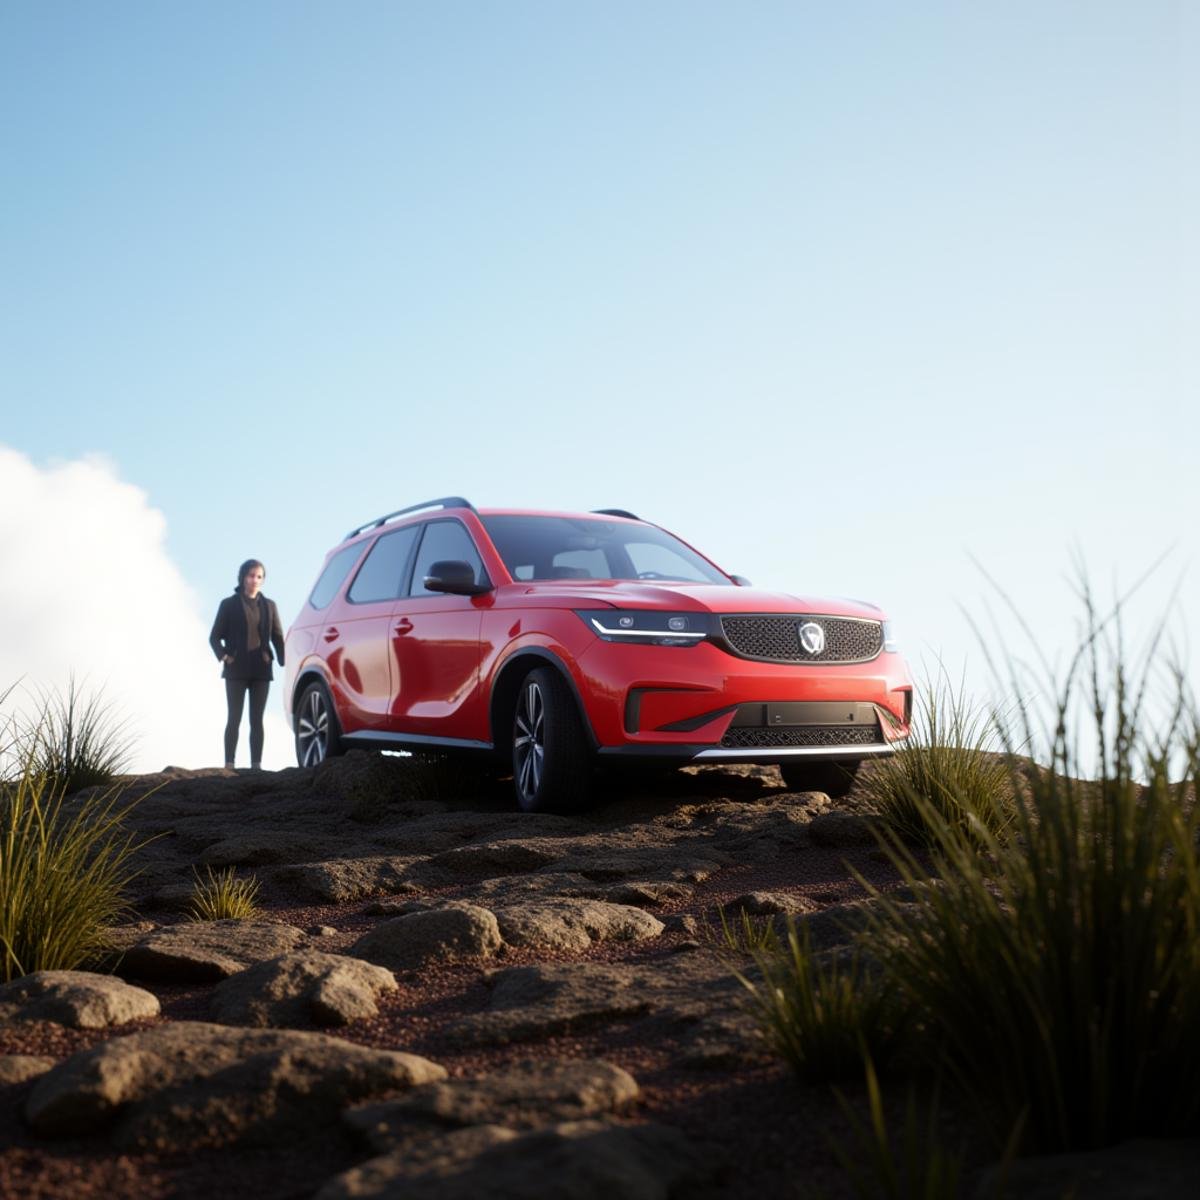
[
  {"left": 702, "top": 904, "right": 780, "bottom": 955},
  {"left": 861, "top": 587, "right": 1200, "bottom": 1153},
  {"left": 731, "top": 915, "right": 907, "bottom": 1084},
  {"left": 857, "top": 664, "right": 1014, "bottom": 847},
  {"left": 0, "top": 757, "right": 145, "bottom": 981},
  {"left": 21, "top": 676, "right": 135, "bottom": 795},
  {"left": 187, "top": 865, "right": 261, "bottom": 921}
]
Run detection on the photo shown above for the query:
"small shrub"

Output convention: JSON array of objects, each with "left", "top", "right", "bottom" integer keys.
[
  {"left": 857, "top": 665, "right": 1014, "bottom": 847},
  {"left": 22, "top": 677, "right": 135, "bottom": 794},
  {"left": 0, "top": 761, "right": 144, "bottom": 981},
  {"left": 188, "top": 865, "right": 261, "bottom": 921},
  {"left": 732, "top": 915, "right": 907, "bottom": 1083}
]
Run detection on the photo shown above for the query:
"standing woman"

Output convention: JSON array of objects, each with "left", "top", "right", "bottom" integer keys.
[{"left": 209, "top": 559, "right": 285, "bottom": 769}]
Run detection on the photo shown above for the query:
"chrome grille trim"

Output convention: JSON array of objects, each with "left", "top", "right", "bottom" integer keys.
[{"left": 719, "top": 614, "right": 883, "bottom": 664}]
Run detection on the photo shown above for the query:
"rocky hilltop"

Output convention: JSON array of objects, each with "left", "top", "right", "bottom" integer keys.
[{"left": 0, "top": 753, "right": 913, "bottom": 1199}]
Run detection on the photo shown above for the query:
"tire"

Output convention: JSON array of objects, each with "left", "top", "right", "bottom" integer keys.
[
  {"left": 778, "top": 760, "right": 860, "bottom": 799},
  {"left": 294, "top": 679, "right": 344, "bottom": 767},
  {"left": 511, "top": 666, "right": 591, "bottom": 812}
]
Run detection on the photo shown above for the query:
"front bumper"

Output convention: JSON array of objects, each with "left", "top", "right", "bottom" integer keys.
[
  {"left": 575, "top": 639, "right": 912, "bottom": 764},
  {"left": 598, "top": 739, "right": 900, "bottom": 765}
]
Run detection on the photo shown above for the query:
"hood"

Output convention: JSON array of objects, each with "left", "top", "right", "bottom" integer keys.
[{"left": 498, "top": 580, "right": 885, "bottom": 620}]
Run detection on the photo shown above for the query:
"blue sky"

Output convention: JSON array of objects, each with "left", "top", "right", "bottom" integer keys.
[{"left": 1, "top": 2, "right": 1195, "bottom": 768}]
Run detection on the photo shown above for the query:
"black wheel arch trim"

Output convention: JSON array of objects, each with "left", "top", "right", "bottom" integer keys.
[
  {"left": 489, "top": 647, "right": 600, "bottom": 751},
  {"left": 291, "top": 668, "right": 336, "bottom": 723}
]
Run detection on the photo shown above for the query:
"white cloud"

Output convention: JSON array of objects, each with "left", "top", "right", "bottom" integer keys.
[{"left": 0, "top": 446, "right": 292, "bottom": 772}]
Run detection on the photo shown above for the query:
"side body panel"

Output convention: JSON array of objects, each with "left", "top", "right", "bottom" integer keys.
[
  {"left": 319, "top": 594, "right": 396, "bottom": 731},
  {"left": 388, "top": 594, "right": 487, "bottom": 739}
]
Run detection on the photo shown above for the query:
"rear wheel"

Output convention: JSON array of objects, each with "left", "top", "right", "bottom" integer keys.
[
  {"left": 778, "top": 760, "right": 860, "bottom": 799},
  {"left": 511, "top": 667, "right": 591, "bottom": 811},
  {"left": 295, "top": 680, "right": 344, "bottom": 767}
]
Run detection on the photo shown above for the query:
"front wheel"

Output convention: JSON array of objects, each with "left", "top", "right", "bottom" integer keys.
[
  {"left": 511, "top": 667, "right": 591, "bottom": 812},
  {"left": 778, "top": 760, "right": 860, "bottom": 799},
  {"left": 295, "top": 680, "right": 344, "bottom": 767}
]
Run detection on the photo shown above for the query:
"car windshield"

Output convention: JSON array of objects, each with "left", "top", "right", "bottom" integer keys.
[{"left": 480, "top": 515, "right": 732, "bottom": 585}]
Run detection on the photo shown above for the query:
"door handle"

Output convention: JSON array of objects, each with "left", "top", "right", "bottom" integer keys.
[
  {"left": 393, "top": 618, "right": 414, "bottom": 635},
  {"left": 322, "top": 627, "right": 340, "bottom": 643}
]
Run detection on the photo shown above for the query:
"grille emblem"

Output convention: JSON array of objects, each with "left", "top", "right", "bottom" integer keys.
[{"left": 798, "top": 621, "right": 825, "bottom": 655}]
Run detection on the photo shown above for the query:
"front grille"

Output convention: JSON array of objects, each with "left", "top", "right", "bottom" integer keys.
[
  {"left": 720, "top": 615, "right": 883, "bottom": 663},
  {"left": 720, "top": 725, "right": 882, "bottom": 749}
]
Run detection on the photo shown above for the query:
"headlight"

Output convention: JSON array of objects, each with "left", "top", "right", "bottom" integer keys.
[
  {"left": 882, "top": 621, "right": 899, "bottom": 653},
  {"left": 576, "top": 610, "right": 711, "bottom": 646}
]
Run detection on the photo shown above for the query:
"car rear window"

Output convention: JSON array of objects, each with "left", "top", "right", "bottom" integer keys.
[
  {"left": 348, "top": 525, "right": 421, "bottom": 603},
  {"left": 308, "top": 542, "right": 368, "bottom": 610},
  {"left": 480, "top": 515, "right": 730, "bottom": 584}
]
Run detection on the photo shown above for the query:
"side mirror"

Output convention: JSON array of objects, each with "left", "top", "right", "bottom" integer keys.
[
  {"left": 731, "top": 574, "right": 752, "bottom": 587},
  {"left": 423, "top": 560, "right": 491, "bottom": 596}
]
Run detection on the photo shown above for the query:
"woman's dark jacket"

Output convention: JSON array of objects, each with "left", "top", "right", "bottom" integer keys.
[{"left": 209, "top": 591, "right": 286, "bottom": 681}]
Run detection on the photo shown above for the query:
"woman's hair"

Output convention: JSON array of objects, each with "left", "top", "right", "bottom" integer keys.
[{"left": 237, "top": 559, "right": 266, "bottom": 590}]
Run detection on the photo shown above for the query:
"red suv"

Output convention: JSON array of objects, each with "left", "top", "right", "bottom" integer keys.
[{"left": 284, "top": 498, "right": 912, "bottom": 810}]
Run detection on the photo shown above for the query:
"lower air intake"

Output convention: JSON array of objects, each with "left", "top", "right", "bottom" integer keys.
[{"left": 720, "top": 725, "right": 883, "bottom": 749}]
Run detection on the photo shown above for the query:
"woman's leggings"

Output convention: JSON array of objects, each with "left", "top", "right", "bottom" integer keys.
[{"left": 224, "top": 679, "right": 271, "bottom": 764}]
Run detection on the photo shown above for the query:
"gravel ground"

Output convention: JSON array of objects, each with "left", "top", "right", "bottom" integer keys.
[{"left": 0, "top": 772, "right": 943, "bottom": 1200}]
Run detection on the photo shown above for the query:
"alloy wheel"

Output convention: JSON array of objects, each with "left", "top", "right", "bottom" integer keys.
[
  {"left": 297, "top": 687, "right": 330, "bottom": 766},
  {"left": 513, "top": 678, "right": 545, "bottom": 805}
]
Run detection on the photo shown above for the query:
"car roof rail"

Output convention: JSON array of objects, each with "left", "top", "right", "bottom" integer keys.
[
  {"left": 344, "top": 497, "right": 476, "bottom": 541},
  {"left": 591, "top": 508, "right": 640, "bottom": 520}
]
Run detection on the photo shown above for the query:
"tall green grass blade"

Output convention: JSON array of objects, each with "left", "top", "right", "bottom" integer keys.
[{"left": 859, "top": 581, "right": 1200, "bottom": 1153}]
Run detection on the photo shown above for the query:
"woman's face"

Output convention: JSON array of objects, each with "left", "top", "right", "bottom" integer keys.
[{"left": 242, "top": 566, "right": 265, "bottom": 597}]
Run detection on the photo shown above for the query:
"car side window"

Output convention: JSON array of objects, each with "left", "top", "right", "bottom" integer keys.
[
  {"left": 408, "top": 520, "right": 485, "bottom": 597},
  {"left": 347, "top": 526, "right": 420, "bottom": 604},
  {"left": 308, "top": 542, "right": 367, "bottom": 610}
]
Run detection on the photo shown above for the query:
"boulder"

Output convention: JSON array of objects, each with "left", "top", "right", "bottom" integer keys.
[
  {"left": 595, "top": 880, "right": 695, "bottom": 906},
  {"left": 25, "top": 1022, "right": 445, "bottom": 1150},
  {"left": 273, "top": 857, "right": 417, "bottom": 903},
  {"left": 807, "top": 811, "right": 879, "bottom": 847},
  {"left": 0, "top": 971, "right": 160, "bottom": 1029},
  {"left": 786, "top": 899, "right": 886, "bottom": 951},
  {"left": 345, "top": 1059, "right": 639, "bottom": 1150},
  {"left": 84, "top": 920, "right": 159, "bottom": 972},
  {"left": 664, "top": 913, "right": 700, "bottom": 937},
  {"left": 726, "top": 891, "right": 819, "bottom": 917},
  {"left": 350, "top": 905, "right": 502, "bottom": 971},
  {"left": 554, "top": 850, "right": 730, "bottom": 884},
  {"left": 427, "top": 841, "right": 563, "bottom": 878},
  {"left": 451, "top": 963, "right": 652, "bottom": 1045},
  {"left": 142, "top": 882, "right": 199, "bottom": 912},
  {"left": 315, "top": 1119, "right": 719, "bottom": 1200},
  {"left": 199, "top": 832, "right": 325, "bottom": 867},
  {"left": 210, "top": 951, "right": 398, "bottom": 1027},
  {"left": 0, "top": 1056, "right": 56, "bottom": 1086},
  {"left": 118, "top": 920, "right": 308, "bottom": 982},
  {"left": 492, "top": 899, "right": 664, "bottom": 953},
  {"left": 451, "top": 956, "right": 763, "bottom": 1060}
]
